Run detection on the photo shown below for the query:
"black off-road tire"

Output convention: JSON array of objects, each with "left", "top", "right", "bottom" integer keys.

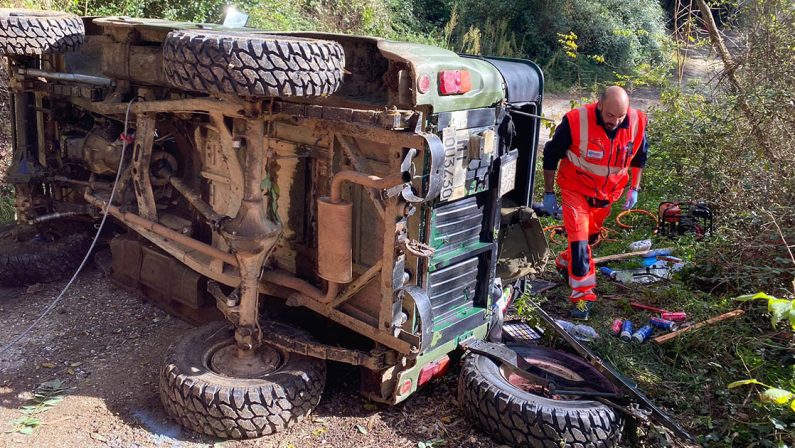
[
  {"left": 159, "top": 320, "right": 326, "bottom": 439},
  {"left": 459, "top": 344, "right": 623, "bottom": 448},
  {"left": 162, "top": 30, "right": 345, "bottom": 98},
  {"left": 0, "top": 221, "right": 92, "bottom": 287},
  {"left": 0, "top": 9, "right": 84, "bottom": 56}
]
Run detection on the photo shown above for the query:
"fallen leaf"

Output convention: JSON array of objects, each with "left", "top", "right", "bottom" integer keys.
[
  {"left": 40, "top": 362, "right": 56, "bottom": 369},
  {"left": 69, "top": 362, "right": 82, "bottom": 367},
  {"left": 355, "top": 424, "right": 368, "bottom": 434},
  {"left": 66, "top": 368, "right": 75, "bottom": 376},
  {"left": 367, "top": 414, "right": 377, "bottom": 430},
  {"left": 90, "top": 432, "right": 107, "bottom": 442},
  {"left": 440, "top": 415, "right": 453, "bottom": 424},
  {"left": 311, "top": 427, "right": 327, "bottom": 437},
  {"left": 26, "top": 284, "right": 43, "bottom": 294}
]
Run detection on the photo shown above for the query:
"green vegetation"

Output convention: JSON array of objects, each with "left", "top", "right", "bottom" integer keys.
[
  {"left": 426, "top": 0, "right": 670, "bottom": 88},
  {"left": 0, "top": 184, "right": 13, "bottom": 222},
  {"left": 525, "top": 2, "right": 795, "bottom": 445}
]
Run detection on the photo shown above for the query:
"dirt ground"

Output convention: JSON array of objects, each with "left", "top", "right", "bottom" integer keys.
[{"left": 0, "top": 257, "right": 512, "bottom": 448}]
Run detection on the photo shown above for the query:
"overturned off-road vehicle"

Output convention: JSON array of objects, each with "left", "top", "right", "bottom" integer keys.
[{"left": 0, "top": 10, "right": 624, "bottom": 447}]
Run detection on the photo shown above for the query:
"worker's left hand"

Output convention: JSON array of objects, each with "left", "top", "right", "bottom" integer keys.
[{"left": 623, "top": 188, "right": 639, "bottom": 210}]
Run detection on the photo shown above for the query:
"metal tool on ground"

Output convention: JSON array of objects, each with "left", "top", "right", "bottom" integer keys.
[
  {"left": 653, "top": 309, "right": 745, "bottom": 344},
  {"left": 527, "top": 300, "right": 698, "bottom": 443}
]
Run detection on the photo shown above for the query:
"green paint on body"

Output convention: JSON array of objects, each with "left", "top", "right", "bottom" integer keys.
[{"left": 393, "top": 322, "right": 488, "bottom": 404}]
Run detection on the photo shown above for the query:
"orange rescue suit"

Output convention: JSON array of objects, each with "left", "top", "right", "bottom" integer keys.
[
  {"left": 557, "top": 103, "right": 647, "bottom": 202},
  {"left": 554, "top": 103, "right": 647, "bottom": 303}
]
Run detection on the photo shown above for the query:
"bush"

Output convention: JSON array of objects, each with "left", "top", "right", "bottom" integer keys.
[
  {"left": 646, "top": 0, "right": 795, "bottom": 295},
  {"left": 428, "top": 0, "right": 669, "bottom": 85}
]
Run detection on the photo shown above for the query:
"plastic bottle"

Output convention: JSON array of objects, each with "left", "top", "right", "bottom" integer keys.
[
  {"left": 600, "top": 266, "right": 635, "bottom": 283},
  {"left": 555, "top": 319, "right": 600, "bottom": 341}
]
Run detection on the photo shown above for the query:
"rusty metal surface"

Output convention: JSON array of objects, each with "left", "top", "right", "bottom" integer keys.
[
  {"left": 332, "top": 261, "right": 382, "bottom": 308},
  {"left": 109, "top": 235, "right": 221, "bottom": 325},
  {"left": 217, "top": 110, "right": 282, "bottom": 350},
  {"left": 101, "top": 42, "right": 164, "bottom": 86},
  {"left": 259, "top": 320, "right": 391, "bottom": 370},
  {"left": 317, "top": 198, "right": 353, "bottom": 283},
  {"left": 85, "top": 192, "right": 237, "bottom": 266},
  {"left": 169, "top": 176, "right": 227, "bottom": 228},
  {"left": 336, "top": 135, "right": 386, "bottom": 219},
  {"left": 131, "top": 113, "right": 157, "bottom": 221},
  {"left": 209, "top": 343, "right": 283, "bottom": 378},
  {"left": 9, "top": 36, "right": 479, "bottom": 370},
  {"left": 330, "top": 171, "right": 406, "bottom": 203}
]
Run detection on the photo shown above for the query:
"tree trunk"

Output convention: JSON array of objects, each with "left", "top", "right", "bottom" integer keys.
[{"left": 695, "top": 0, "right": 777, "bottom": 161}]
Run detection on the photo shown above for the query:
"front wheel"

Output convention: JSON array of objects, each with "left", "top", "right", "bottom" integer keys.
[
  {"left": 458, "top": 344, "right": 623, "bottom": 448},
  {"left": 159, "top": 320, "right": 326, "bottom": 439}
]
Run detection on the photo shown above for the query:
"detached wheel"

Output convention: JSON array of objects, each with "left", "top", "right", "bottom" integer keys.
[
  {"left": 0, "top": 9, "right": 84, "bottom": 56},
  {"left": 159, "top": 320, "right": 326, "bottom": 439},
  {"left": 459, "top": 344, "right": 623, "bottom": 448},
  {"left": 0, "top": 221, "right": 93, "bottom": 287},
  {"left": 162, "top": 30, "right": 345, "bottom": 97}
]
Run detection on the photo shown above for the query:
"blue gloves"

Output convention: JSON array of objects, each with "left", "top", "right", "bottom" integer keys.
[
  {"left": 543, "top": 192, "right": 560, "bottom": 218},
  {"left": 624, "top": 188, "right": 639, "bottom": 210}
]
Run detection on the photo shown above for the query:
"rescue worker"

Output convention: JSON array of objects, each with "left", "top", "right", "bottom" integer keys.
[{"left": 542, "top": 86, "right": 648, "bottom": 320}]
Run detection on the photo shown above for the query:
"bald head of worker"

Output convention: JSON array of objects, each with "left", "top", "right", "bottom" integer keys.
[{"left": 597, "top": 86, "right": 630, "bottom": 131}]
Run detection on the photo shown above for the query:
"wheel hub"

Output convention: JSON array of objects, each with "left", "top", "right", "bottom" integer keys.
[
  {"left": 501, "top": 358, "right": 585, "bottom": 399},
  {"left": 209, "top": 343, "right": 282, "bottom": 378}
]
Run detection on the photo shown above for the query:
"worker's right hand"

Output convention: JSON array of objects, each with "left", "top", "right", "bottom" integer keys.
[{"left": 543, "top": 192, "right": 559, "bottom": 218}]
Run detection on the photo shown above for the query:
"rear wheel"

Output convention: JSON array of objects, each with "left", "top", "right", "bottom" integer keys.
[
  {"left": 159, "top": 320, "right": 326, "bottom": 438},
  {"left": 458, "top": 344, "right": 623, "bottom": 448},
  {"left": 0, "top": 9, "right": 84, "bottom": 55},
  {"left": 0, "top": 221, "right": 93, "bottom": 287}
]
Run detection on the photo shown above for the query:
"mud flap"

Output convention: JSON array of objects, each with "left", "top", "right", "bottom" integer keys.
[{"left": 496, "top": 206, "right": 548, "bottom": 283}]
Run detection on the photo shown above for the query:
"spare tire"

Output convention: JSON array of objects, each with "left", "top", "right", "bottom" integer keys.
[
  {"left": 162, "top": 30, "right": 345, "bottom": 98},
  {"left": 0, "top": 221, "right": 92, "bottom": 287},
  {"left": 459, "top": 344, "right": 623, "bottom": 448},
  {"left": 0, "top": 9, "right": 84, "bottom": 56}
]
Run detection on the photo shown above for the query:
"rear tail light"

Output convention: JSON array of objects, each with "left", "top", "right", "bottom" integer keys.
[
  {"left": 438, "top": 70, "right": 472, "bottom": 95},
  {"left": 418, "top": 355, "right": 451, "bottom": 386}
]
